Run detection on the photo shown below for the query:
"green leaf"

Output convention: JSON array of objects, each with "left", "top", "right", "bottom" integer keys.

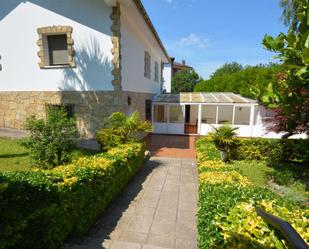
[
  {"left": 296, "top": 66, "right": 308, "bottom": 76},
  {"left": 302, "top": 48, "right": 309, "bottom": 64},
  {"left": 302, "top": 30, "right": 309, "bottom": 48}
]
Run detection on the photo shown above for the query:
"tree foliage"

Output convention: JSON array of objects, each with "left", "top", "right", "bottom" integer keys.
[
  {"left": 210, "top": 62, "right": 243, "bottom": 78},
  {"left": 280, "top": 0, "right": 306, "bottom": 29},
  {"left": 262, "top": 0, "right": 309, "bottom": 137},
  {"left": 194, "top": 63, "right": 282, "bottom": 101},
  {"left": 172, "top": 69, "right": 200, "bottom": 93},
  {"left": 21, "top": 107, "right": 78, "bottom": 168}
]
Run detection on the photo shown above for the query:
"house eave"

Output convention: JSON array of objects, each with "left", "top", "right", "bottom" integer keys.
[{"left": 132, "top": 0, "right": 170, "bottom": 62}]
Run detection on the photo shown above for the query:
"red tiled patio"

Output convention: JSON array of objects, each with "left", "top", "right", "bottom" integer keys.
[{"left": 145, "top": 134, "right": 196, "bottom": 159}]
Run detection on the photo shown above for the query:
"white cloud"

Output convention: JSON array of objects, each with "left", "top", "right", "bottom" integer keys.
[
  {"left": 179, "top": 33, "right": 209, "bottom": 48},
  {"left": 165, "top": 0, "right": 172, "bottom": 3}
]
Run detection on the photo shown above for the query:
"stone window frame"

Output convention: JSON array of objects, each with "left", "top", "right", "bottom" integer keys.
[
  {"left": 37, "top": 26, "right": 75, "bottom": 69},
  {"left": 154, "top": 61, "right": 159, "bottom": 82},
  {"left": 144, "top": 51, "right": 151, "bottom": 79}
]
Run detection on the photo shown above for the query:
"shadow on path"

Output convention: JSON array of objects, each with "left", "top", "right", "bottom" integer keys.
[
  {"left": 63, "top": 159, "right": 162, "bottom": 249},
  {"left": 62, "top": 157, "right": 198, "bottom": 249}
]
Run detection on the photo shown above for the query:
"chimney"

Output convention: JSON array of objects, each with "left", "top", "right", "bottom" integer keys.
[{"left": 182, "top": 60, "right": 186, "bottom": 65}]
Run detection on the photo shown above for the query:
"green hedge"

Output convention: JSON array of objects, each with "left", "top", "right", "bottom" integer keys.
[
  {"left": 231, "top": 138, "right": 309, "bottom": 162},
  {"left": 0, "top": 142, "right": 145, "bottom": 249},
  {"left": 196, "top": 137, "right": 309, "bottom": 249}
]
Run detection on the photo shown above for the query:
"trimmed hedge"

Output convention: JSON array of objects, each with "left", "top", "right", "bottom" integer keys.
[
  {"left": 0, "top": 142, "right": 145, "bottom": 249},
  {"left": 196, "top": 137, "right": 309, "bottom": 249},
  {"left": 231, "top": 138, "right": 309, "bottom": 162}
]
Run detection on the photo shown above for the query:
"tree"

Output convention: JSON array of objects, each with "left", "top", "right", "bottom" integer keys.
[
  {"left": 172, "top": 69, "right": 200, "bottom": 93},
  {"left": 262, "top": 0, "right": 309, "bottom": 137},
  {"left": 22, "top": 107, "right": 78, "bottom": 168},
  {"left": 194, "top": 63, "right": 281, "bottom": 101},
  {"left": 210, "top": 62, "right": 243, "bottom": 78},
  {"left": 280, "top": 0, "right": 305, "bottom": 29}
]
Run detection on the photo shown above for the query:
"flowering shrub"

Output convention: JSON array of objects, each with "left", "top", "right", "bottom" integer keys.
[
  {"left": 196, "top": 137, "right": 308, "bottom": 249},
  {"left": 0, "top": 142, "right": 145, "bottom": 249}
]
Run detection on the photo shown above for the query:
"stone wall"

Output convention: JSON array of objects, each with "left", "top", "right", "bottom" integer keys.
[{"left": 0, "top": 91, "right": 153, "bottom": 138}]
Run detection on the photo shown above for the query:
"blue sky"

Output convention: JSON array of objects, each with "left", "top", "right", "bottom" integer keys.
[{"left": 142, "top": 0, "right": 287, "bottom": 79}]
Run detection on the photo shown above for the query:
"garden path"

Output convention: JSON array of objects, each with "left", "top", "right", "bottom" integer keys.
[
  {"left": 62, "top": 156, "right": 198, "bottom": 249},
  {"left": 145, "top": 134, "right": 196, "bottom": 159}
]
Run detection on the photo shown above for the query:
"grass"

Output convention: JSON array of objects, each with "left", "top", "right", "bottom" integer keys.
[
  {"left": 231, "top": 160, "right": 275, "bottom": 187},
  {"left": 230, "top": 160, "right": 308, "bottom": 205},
  {"left": 196, "top": 136, "right": 308, "bottom": 205},
  {"left": 0, "top": 137, "right": 99, "bottom": 172}
]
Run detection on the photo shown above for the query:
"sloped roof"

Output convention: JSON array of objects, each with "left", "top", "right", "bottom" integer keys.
[{"left": 153, "top": 92, "right": 258, "bottom": 104}]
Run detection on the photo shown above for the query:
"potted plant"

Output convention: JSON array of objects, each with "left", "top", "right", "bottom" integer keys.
[{"left": 209, "top": 125, "right": 238, "bottom": 162}]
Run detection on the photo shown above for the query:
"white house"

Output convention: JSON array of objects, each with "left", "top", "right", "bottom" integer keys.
[
  {"left": 0, "top": 0, "right": 171, "bottom": 137},
  {"left": 152, "top": 92, "right": 307, "bottom": 138}
]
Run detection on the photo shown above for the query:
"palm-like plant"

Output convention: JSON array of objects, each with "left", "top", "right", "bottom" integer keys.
[
  {"left": 97, "top": 111, "right": 153, "bottom": 151},
  {"left": 280, "top": 0, "right": 305, "bottom": 30},
  {"left": 209, "top": 125, "right": 238, "bottom": 162}
]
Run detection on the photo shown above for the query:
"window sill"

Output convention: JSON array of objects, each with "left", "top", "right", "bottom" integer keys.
[{"left": 40, "top": 65, "right": 75, "bottom": 69}]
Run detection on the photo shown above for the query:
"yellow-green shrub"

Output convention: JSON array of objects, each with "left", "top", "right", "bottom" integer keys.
[
  {"left": 232, "top": 138, "right": 309, "bottom": 162},
  {"left": 196, "top": 137, "right": 308, "bottom": 249},
  {"left": 199, "top": 170, "right": 252, "bottom": 187},
  {"left": 218, "top": 201, "right": 309, "bottom": 248},
  {"left": 0, "top": 142, "right": 145, "bottom": 249}
]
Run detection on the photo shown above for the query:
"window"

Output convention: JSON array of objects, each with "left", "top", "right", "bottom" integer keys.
[
  {"left": 37, "top": 26, "right": 75, "bottom": 68},
  {"left": 202, "top": 105, "right": 217, "bottom": 124},
  {"left": 160, "top": 61, "right": 164, "bottom": 92},
  {"left": 234, "top": 106, "right": 251, "bottom": 125},
  {"left": 145, "top": 100, "right": 152, "bottom": 121},
  {"left": 144, "top": 51, "right": 151, "bottom": 78},
  {"left": 169, "top": 105, "right": 184, "bottom": 123},
  {"left": 46, "top": 104, "right": 75, "bottom": 118},
  {"left": 154, "top": 61, "right": 159, "bottom": 82},
  {"left": 48, "top": 35, "right": 68, "bottom": 66},
  {"left": 160, "top": 61, "right": 164, "bottom": 83},
  {"left": 218, "top": 105, "right": 233, "bottom": 124},
  {"left": 254, "top": 106, "right": 259, "bottom": 125},
  {"left": 154, "top": 105, "right": 166, "bottom": 122}
]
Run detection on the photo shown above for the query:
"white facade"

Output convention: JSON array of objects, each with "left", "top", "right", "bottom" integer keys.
[
  {"left": 0, "top": 0, "right": 114, "bottom": 91},
  {"left": 162, "top": 63, "right": 172, "bottom": 93},
  {"left": 120, "top": 1, "right": 169, "bottom": 94},
  {"left": 0, "top": 0, "right": 169, "bottom": 94},
  {"left": 152, "top": 93, "right": 307, "bottom": 139}
]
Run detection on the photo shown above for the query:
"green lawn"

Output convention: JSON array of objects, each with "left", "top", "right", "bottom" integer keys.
[
  {"left": 0, "top": 137, "right": 99, "bottom": 172},
  {"left": 231, "top": 160, "right": 275, "bottom": 187}
]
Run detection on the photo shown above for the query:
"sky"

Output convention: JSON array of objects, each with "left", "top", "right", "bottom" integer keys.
[{"left": 142, "top": 0, "right": 287, "bottom": 79}]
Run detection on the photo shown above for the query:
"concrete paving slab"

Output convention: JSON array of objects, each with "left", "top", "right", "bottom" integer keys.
[{"left": 62, "top": 157, "right": 197, "bottom": 249}]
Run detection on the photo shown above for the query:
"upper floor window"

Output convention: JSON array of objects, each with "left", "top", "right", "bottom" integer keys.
[
  {"left": 154, "top": 61, "right": 159, "bottom": 82},
  {"left": 48, "top": 35, "right": 68, "bottom": 66},
  {"left": 144, "top": 51, "right": 151, "bottom": 79},
  {"left": 37, "top": 26, "right": 75, "bottom": 68}
]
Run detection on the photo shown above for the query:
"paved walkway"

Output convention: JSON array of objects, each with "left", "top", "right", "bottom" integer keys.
[
  {"left": 145, "top": 135, "right": 196, "bottom": 159},
  {"left": 63, "top": 157, "right": 198, "bottom": 249}
]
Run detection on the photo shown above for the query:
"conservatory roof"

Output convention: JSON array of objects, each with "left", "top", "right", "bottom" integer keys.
[{"left": 153, "top": 92, "right": 258, "bottom": 104}]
